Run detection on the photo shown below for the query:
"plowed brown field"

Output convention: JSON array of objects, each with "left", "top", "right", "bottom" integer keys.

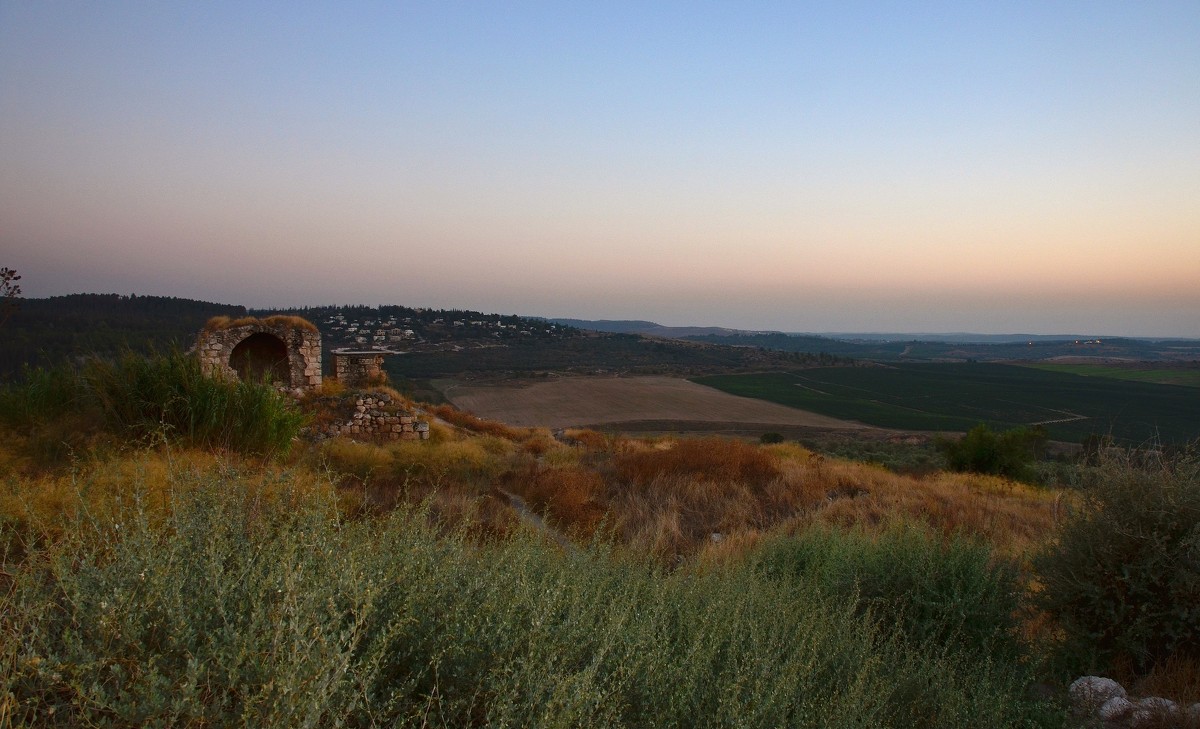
[{"left": 438, "top": 376, "right": 867, "bottom": 430}]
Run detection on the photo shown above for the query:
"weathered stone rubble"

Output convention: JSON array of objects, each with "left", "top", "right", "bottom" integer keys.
[
  {"left": 1069, "top": 675, "right": 1200, "bottom": 728},
  {"left": 314, "top": 391, "right": 430, "bottom": 441},
  {"left": 333, "top": 353, "right": 386, "bottom": 387}
]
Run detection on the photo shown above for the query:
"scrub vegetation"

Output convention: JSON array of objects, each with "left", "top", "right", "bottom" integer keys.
[
  {"left": 0, "top": 349, "right": 305, "bottom": 464},
  {"left": 1, "top": 351, "right": 1197, "bottom": 726}
]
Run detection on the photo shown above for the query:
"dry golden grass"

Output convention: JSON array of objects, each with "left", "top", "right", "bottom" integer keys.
[
  {"left": 806, "top": 461, "right": 1059, "bottom": 557},
  {"left": 614, "top": 437, "right": 780, "bottom": 487},
  {"left": 203, "top": 314, "right": 319, "bottom": 333},
  {"left": 1133, "top": 654, "right": 1200, "bottom": 704},
  {"left": 318, "top": 431, "right": 522, "bottom": 515},
  {"left": 430, "top": 403, "right": 531, "bottom": 441},
  {"left": 562, "top": 428, "right": 611, "bottom": 449},
  {"left": 3, "top": 400, "right": 1062, "bottom": 567},
  {"left": 519, "top": 427, "right": 558, "bottom": 456},
  {"left": 610, "top": 477, "right": 767, "bottom": 558},
  {"left": 424, "top": 487, "right": 518, "bottom": 539},
  {"left": 312, "top": 379, "right": 346, "bottom": 397},
  {"left": 508, "top": 464, "right": 606, "bottom": 536},
  {"left": 0, "top": 448, "right": 337, "bottom": 555},
  {"left": 590, "top": 435, "right": 1059, "bottom": 561},
  {"left": 314, "top": 412, "right": 1061, "bottom": 561}
]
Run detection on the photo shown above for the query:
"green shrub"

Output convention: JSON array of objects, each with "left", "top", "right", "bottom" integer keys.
[
  {"left": 0, "top": 350, "right": 306, "bottom": 455},
  {"left": 759, "top": 431, "right": 785, "bottom": 444},
  {"left": 0, "top": 462, "right": 1060, "bottom": 727},
  {"left": 83, "top": 349, "right": 306, "bottom": 454},
  {"left": 937, "top": 424, "right": 1046, "bottom": 481},
  {"left": 1033, "top": 453, "right": 1200, "bottom": 675},
  {"left": 750, "top": 521, "right": 1023, "bottom": 659}
]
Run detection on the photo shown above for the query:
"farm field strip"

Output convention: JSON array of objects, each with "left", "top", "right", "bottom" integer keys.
[
  {"left": 1024, "top": 363, "right": 1200, "bottom": 387},
  {"left": 437, "top": 376, "right": 869, "bottom": 430},
  {"left": 694, "top": 363, "right": 1200, "bottom": 443}
]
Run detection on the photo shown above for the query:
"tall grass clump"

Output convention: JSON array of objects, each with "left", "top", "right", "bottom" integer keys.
[
  {"left": 0, "top": 349, "right": 305, "bottom": 457},
  {"left": 84, "top": 349, "right": 306, "bottom": 454},
  {"left": 1033, "top": 450, "right": 1200, "bottom": 677},
  {"left": 0, "top": 461, "right": 1061, "bottom": 727},
  {"left": 750, "top": 521, "right": 1023, "bottom": 659},
  {"left": 0, "top": 364, "right": 93, "bottom": 466},
  {"left": 0, "top": 364, "right": 84, "bottom": 428}
]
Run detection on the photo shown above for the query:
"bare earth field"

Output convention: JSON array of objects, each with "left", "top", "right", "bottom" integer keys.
[{"left": 437, "top": 375, "right": 868, "bottom": 431}]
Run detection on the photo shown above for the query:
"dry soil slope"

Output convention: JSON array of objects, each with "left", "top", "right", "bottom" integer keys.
[{"left": 440, "top": 375, "right": 867, "bottom": 430}]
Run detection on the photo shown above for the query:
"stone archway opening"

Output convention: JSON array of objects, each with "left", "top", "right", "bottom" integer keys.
[
  {"left": 229, "top": 332, "right": 290, "bottom": 384},
  {"left": 195, "top": 315, "right": 322, "bottom": 393}
]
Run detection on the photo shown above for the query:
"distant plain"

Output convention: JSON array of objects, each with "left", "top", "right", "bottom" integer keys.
[
  {"left": 696, "top": 363, "right": 1200, "bottom": 444},
  {"left": 436, "top": 375, "right": 867, "bottom": 431}
]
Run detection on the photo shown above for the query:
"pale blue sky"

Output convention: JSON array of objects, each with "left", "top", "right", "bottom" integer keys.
[{"left": 3, "top": 2, "right": 1198, "bottom": 335}]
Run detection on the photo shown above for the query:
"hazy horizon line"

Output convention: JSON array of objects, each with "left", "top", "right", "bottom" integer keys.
[{"left": 17, "top": 291, "right": 1200, "bottom": 342}]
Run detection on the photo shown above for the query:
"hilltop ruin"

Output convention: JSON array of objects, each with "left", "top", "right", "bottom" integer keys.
[{"left": 195, "top": 315, "right": 322, "bottom": 393}]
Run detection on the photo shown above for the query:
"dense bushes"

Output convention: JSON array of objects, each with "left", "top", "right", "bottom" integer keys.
[
  {"left": 937, "top": 424, "right": 1046, "bottom": 481},
  {"left": 0, "top": 464, "right": 1060, "bottom": 727},
  {"left": 0, "top": 350, "right": 305, "bottom": 455},
  {"left": 751, "top": 522, "right": 1022, "bottom": 658},
  {"left": 1033, "top": 453, "right": 1200, "bottom": 675}
]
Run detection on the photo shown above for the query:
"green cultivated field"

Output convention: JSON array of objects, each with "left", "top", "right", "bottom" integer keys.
[
  {"left": 1025, "top": 363, "right": 1200, "bottom": 388},
  {"left": 694, "top": 363, "right": 1200, "bottom": 444}
]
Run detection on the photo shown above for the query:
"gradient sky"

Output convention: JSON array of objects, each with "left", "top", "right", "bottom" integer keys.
[{"left": 2, "top": 2, "right": 1198, "bottom": 336}]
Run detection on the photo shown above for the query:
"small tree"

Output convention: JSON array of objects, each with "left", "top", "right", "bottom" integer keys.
[
  {"left": 0, "top": 267, "right": 21, "bottom": 328},
  {"left": 1033, "top": 453, "right": 1200, "bottom": 674}
]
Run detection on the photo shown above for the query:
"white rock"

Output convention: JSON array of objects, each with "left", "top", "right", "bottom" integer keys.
[
  {"left": 1098, "top": 696, "right": 1134, "bottom": 722},
  {"left": 1130, "top": 697, "right": 1178, "bottom": 727},
  {"left": 1138, "top": 697, "right": 1176, "bottom": 711},
  {"left": 1070, "top": 676, "right": 1127, "bottom": 711}
]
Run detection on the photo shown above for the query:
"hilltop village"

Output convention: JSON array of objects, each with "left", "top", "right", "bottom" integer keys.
[{"left": 250, "top": 305, "right": 579, "bottom": 353}]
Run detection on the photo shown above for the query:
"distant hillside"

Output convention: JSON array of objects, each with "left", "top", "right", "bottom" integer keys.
[
  {"left": 384, "top": 332, "right": 852, "bottom": 380},
  {"left": 1, "top": 294, "right": 246, "bottom": 379},
  {"left": 5, "top": 298, "right": 853, "bottom": 385},
  {"left": 549, "top": 323, "right": 1200, "bottom": 360},
  {"left": 546, "top": 318, "right": 764, "bottom": 339},
  {"left": 684, "top": 332, "right": 1200, "bottom": 363},
  {"left": 814, "top": 332, "right": 1101, "bottom": 344},
  {"left": 256, "top": 304, "right": 573, "bottom": 351}
]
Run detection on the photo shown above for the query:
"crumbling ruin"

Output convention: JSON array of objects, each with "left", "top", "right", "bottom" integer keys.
[
  {"left": 195, "top": 316, "right": 322, "bottom": 393},
  {"left": 194, "top": 316, "right": 429, "bottom": 440},
  {"left": 332, "top": 352, "right": 387, "bottom": 388},
  {"left": 313, "top": 390, "right": 430, "bottom": 440}
]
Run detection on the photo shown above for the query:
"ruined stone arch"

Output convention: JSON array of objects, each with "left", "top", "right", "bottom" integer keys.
[
  {"left": 194, "top": 316, "right": 322, "bottom": 393},
  {"left": 229, "top": 331, "right": 290, "bottom": 383}
]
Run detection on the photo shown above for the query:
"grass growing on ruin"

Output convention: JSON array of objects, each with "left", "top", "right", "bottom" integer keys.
[{"left": 203, "top": 314, "right": 319, "bottom": 332}]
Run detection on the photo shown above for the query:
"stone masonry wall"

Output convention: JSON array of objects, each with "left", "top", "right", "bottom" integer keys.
[
  {"left": 317, "top": 390, "right": 430, "bottom": 441},
  {"left": 333, "top": 354, "right": 385, "bottom": 387},
  {"left": 195, "top": 317, "right": 322, "bottom": 393}
]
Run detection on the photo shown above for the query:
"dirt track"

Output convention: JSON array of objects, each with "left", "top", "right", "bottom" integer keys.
[{"left": 438, "top": 376, "right": 868, "bottom": 430}]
